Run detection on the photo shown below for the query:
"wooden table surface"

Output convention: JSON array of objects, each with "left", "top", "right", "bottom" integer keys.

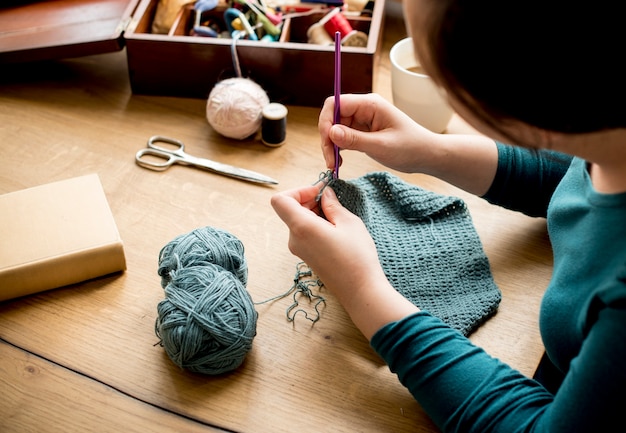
[{"left": 0, "top": 4, "right": 552, "bottom": 432}]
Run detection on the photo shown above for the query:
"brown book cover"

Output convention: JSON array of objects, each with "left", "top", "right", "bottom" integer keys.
[{"left": 0, "top": 174, "right": 127, "bottom": 301}]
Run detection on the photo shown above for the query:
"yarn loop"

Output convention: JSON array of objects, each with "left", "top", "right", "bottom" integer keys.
[{"left": 155, "top": 227, "right": 258, "bottom": 375}]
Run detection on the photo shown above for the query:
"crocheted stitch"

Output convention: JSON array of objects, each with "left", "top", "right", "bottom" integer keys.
[{"left": 329, "top": 172, "right": 501, "bottom": 336}]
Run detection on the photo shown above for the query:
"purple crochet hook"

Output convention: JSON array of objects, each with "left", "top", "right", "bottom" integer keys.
[{"left": 333, "top": 31, "right": 341, "bottom": 179}]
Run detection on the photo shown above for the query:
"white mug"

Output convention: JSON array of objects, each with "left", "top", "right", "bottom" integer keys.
[{"left": 389, "top": 37, "right": 453, "bottom": 133}]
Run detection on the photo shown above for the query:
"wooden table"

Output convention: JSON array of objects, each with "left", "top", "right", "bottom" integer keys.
[{"left": 0, "top": 4, "right": 552, "bottom": 432}]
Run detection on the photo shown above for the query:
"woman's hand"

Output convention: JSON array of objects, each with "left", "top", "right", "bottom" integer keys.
[
  {"left": 270, "top": 184, "right": 381, "bottom": 291},
  {"left": 319, "top": 93, "right": 441, "bottom": 174},
  {"left": 271, "top": 184, "right": 420, "bottom": 339},
  {"left": 319, "top": 92, "right": 500, "bottom": 196}
]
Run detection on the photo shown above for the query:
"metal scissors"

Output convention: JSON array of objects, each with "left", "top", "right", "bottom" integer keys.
[{"left": 135, "top": 136, "right": 278, "bottom": 185}]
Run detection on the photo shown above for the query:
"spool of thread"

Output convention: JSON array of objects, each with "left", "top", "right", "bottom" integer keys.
[
  {"left": 318, "top": 7, "right": 368, "bottom": 47},
  {"left": 317, "top": 7, "right": 341, "bottom": 31},
  {"left": 206, "top": 77, "right": 270, "bottom": 140},
  {"left": 341, "top": 30, "right": 368, "bottom": 47},
  {"left": 155, "top": 226, "right": 257, "bottom": 375},
  {"left": 321, "top": 8, "right": 351, "bottom": 38},
  {"left": 261, "top": 102, "right": 288, "bottom": 147},
  {"left": 307, "top": 22, "right": 334, "bottom": 45}
]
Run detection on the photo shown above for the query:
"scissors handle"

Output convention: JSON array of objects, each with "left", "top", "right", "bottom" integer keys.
[
  {"left": 136, "top": 136, "right": 278, "bottom": 185},
  {"left": 147, "top": 136, "right": 186, "bottom": 153},
  {"left": 134, "top": 136, "right": 185, "bottom": 171},
  {"left": 135, "top": 148, "right": 177, "bottom": 171}
]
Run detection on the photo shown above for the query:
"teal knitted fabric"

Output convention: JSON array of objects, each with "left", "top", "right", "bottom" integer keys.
[{"left": 329, "top": 172, "right": 501, "bottom": 336}]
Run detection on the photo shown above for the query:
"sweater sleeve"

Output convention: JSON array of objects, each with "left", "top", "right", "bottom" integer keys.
[
  {"left": 371, "top": 302, "right": 626, "bottom": 433},
  {"left": 481, "top": 142, "right": 573, "bottom": 217},
  {"left": 371, "top": 312, "right": 553, "bottom": 432}
]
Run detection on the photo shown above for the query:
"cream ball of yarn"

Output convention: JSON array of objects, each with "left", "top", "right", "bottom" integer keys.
[{"left": 206, "top": 77, "right": 270, "bottom": 140}]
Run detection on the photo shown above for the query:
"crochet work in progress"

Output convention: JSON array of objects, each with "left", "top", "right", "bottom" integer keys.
[{"left": 328, "top": 171, "right": 502, "bottom": 336}]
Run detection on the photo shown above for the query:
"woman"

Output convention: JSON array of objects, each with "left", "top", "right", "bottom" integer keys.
[{"left": 271, "top": 0, "right": 626, "bottom": 431}]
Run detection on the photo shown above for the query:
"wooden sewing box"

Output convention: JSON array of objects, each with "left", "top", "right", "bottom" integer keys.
[{"left": 0, "top": 0, "right": 385, "bottom": 107}]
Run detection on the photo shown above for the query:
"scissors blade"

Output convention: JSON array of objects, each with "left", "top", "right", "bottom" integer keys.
[{"left": 184, "top": 154, "right": 278, "bottom": 185}]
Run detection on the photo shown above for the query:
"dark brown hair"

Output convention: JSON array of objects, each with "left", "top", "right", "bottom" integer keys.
[{"left": 417, "top": 0, "right": 626, "bottom": 134}]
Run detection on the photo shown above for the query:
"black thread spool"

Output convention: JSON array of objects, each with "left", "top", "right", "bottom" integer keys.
[{"left": 261, "top": 103, "right": 288, "bottom": 147}]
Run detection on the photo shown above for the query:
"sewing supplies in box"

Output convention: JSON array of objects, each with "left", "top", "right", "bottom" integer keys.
[
  {"left": 133, "top": 0, "right": 385, "bottom": 106},
  {"left": 156, "top": 0, "right": 373, "bottom": 46}
]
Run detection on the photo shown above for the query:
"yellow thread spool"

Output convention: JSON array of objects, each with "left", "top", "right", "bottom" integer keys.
[{"left": 307, "top": 22, "right": 334, "bottom": 46}]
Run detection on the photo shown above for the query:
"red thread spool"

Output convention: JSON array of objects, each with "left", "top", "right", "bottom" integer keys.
[
  {"left": 323, "top": 11, "right": 353, "bottom": 39},
  {"left": 318, "top": 8, "right": 350, "bottom": 38},
  {"left": 317, "top": 7, "right": 368, "bottom": 47}
]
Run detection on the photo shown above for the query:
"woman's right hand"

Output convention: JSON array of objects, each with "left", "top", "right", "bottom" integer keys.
[
  {"left": 319, "top": 93, "right": 500, "bottom": 197},
  {"left": 319, "top": 93, "right": 441, "bottom": 174}
]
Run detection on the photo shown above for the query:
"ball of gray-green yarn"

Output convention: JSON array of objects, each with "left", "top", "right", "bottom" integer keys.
[
  {"left": 155, "top": 227, "right": 257, "bottom": 375},
  {"left": 158, "top": 226, "right": 248, "bottom": 287}
]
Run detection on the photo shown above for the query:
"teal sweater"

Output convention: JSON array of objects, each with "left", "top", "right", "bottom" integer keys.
[{"left": 370, "top": 143, "right": 626, "bottom": 432}]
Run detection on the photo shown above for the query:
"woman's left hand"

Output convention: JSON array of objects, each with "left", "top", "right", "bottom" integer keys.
[{"left": 271, "top": 185, "right": 419, "bottom": 339}]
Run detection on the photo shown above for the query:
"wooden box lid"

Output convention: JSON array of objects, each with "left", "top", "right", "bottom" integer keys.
[{"left": 0, "top": 0, "right": 140, "bottom": 63}]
